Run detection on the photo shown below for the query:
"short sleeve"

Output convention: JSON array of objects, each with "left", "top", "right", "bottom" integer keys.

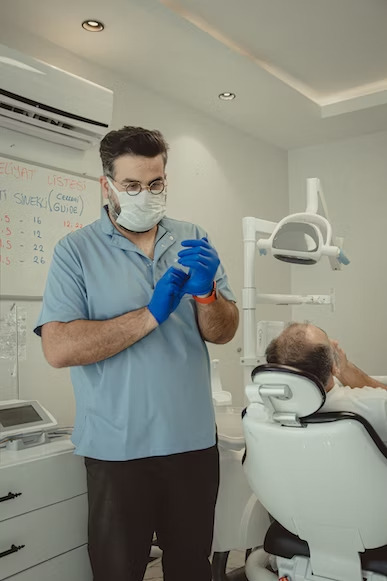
[
  {"left": 215, "top": 262, "right": 237, "bottom": 302},
  {"left": 34, "top": 237, "right": 88, "bottom": 336},
  {"left": 203, "top": 230, "right": 236, "bottom": 303}
]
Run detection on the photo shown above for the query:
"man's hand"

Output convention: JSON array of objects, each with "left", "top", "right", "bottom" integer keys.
[
  {"left": 330, "top": 338, "right": 387, "bottom": 390},
  {"left": 177, "top": 238, "right": 220, "bottom": 296},
  {"left": 331, "top": 339, "right": 349, "bottom": 377},
  {"left": 148, "top": 267, "right": 189, "bottom": 325}
]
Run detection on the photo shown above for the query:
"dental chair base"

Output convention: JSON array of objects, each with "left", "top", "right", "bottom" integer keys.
[
  {"left": 244, "top": 547, "right": 276, "bottom": 581},
  {"left": 263, "top": 521, "right": 387, "bottom": 581}
]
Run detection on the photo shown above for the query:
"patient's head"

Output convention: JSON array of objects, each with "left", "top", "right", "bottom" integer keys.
[{"left": 265, "top": 323, "right": 338, "bottom": 391}]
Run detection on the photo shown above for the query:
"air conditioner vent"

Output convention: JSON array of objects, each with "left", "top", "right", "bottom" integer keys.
[
  {"left": 0, "top": 88, "right": 108, "bottom": 128},
  {"left": 0, "top": 100, "right": 74, "bottom": 130}
]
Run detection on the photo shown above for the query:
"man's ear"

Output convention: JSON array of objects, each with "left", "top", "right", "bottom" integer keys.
[{"left": 100, "top": 176, "right": 109, "bottom": 200}]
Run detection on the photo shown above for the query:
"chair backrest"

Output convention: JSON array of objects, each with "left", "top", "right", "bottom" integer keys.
[
  {"left": 246, "top": 364, "right": 326, "bottom": 425},
  {"left": 243, "top": 364, "right": 387, "bottom": 581}
]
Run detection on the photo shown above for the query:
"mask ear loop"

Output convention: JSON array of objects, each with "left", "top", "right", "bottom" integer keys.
[
  {"left": 104, "top": 176, "right": 122, "bottom": 222},
  {"left": 106, "top": 176, "right": 120, "bottom": 196}
]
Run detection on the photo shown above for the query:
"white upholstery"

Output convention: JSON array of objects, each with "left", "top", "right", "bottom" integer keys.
[{"left": 243, "top": 365, "right": 387, "bottom": 581}]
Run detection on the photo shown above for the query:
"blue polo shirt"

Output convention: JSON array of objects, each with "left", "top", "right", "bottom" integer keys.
[{"left": 34, "top": 207, "right": 236, "bottom": 461}]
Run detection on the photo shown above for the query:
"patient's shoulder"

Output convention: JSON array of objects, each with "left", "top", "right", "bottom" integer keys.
[{"left": 330, "top": 383, "right": 387, "bottom": 401}]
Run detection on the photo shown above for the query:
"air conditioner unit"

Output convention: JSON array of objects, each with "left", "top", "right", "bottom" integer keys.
[{"left": 0, "top": 44, "right": 113, "bottom": 150}]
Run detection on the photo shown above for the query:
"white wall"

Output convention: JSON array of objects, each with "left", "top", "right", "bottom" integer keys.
[
  {"left": 289, "top": 130, "right": 387, "bottom": 375},
  {"left": 0, "top": 26, "right": 290, "bottom": 422}
]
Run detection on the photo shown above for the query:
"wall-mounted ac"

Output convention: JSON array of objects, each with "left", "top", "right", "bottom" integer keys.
[{"left": 0, "top": 44, "right": 113, "bottom": 150}]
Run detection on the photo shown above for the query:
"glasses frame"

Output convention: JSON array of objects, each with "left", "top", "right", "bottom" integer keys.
[{"left": 107, "top": 176, "right": 166, "bottom": 196}]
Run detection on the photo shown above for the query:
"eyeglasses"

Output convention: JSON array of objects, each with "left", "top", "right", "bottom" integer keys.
[{"left": 107, "top": 176, "right": 166, "bottom": 196}]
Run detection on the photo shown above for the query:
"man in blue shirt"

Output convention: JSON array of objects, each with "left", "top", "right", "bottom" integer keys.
[{"left": 35, "top": 126, "right": 239, "bottom": 581}]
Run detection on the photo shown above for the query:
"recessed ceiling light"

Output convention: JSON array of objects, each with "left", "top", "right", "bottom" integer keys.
[
  {"left": 219, "top": 92, "right": 236, "bottom": 101},
  {"left": 82, "top": 20, "right": 104, "bottom": 32}
]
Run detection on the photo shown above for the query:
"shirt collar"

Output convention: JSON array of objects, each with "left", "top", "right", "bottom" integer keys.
[
  {"left": 99, "top": 206, "right": 176, "bottom": 255},
  {"left": 100, "top": 205, "right": 117, "bottom": 236}
]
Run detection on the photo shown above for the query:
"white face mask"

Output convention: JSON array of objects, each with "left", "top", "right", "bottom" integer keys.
[{"left": 106, "top": 177, "right": 167, "bottom": 233}]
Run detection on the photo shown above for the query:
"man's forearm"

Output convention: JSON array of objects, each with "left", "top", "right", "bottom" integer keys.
[
  {"left": 196, "top": 293, "right": 239, "bottom": 344},
  {"left": 41, "top": 308, "right": 158, "bottom": 368},
  {"left": 338, "top": 362, "right": 387, "bottom": 390}
]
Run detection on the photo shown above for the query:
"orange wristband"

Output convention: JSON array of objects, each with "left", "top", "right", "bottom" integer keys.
[{"left": 193, "top": 281, "right": 217, "bottom": 304}]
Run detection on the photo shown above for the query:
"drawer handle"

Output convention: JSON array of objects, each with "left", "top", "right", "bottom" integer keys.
[
  {"left": 0, "top": 544, "right": 25, "bottom": 559},
  {"left": 0, "top": 492, "right": 22, "bottom": 503}
]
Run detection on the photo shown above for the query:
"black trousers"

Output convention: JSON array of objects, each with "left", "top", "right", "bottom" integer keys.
[{"left": 85, "top": 445, "right": 219, "bottom": 581}]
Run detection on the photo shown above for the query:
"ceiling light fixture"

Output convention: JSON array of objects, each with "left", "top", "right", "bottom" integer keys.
[
  {"left": 82, "top": 20, "right": 105, "bottom": 32},
  {"left": 219, "top": 92, "right": 236, "bottom": 101}
]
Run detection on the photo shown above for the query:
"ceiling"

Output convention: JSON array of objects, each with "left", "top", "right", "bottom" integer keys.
[{"left": 1, "top": 0, "right": 387, "bottom": 149}]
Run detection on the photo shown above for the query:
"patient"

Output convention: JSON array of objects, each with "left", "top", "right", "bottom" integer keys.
[{"left": 265, "top": 323, "right": 387, "bottom": 444}]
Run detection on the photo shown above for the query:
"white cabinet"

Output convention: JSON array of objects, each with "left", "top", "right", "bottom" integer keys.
[
  {"left": 4, "top": 546, "right": 91, "bottom": 581},
  {"left": 0, "top": 439, "right": 92, "bottom": 581},
  {"left": 0, "top": 449, "right": 87, "bottom": 522}
]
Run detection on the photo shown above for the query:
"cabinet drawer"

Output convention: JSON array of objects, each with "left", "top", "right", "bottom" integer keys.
[
  {"left": 0, "top": 452, "right": 87, "bottom": 522},
  {"left": 0, "top": 494, "right": 88, "bottom": 580},
  {"left": 4, "top": 545, "right": 92, "bottom": 581}
]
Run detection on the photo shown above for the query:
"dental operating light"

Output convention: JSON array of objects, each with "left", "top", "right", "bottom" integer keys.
[
  {"left": 241, "top": 177, "right": 350, "bottom": 387},
  {"left": 256, "top": 179, "right": 350, "bottom": 269}
]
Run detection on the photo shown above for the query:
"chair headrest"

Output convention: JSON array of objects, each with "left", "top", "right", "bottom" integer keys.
[{"left": 248, "top": 364, "right": 326, "bottom": 422}]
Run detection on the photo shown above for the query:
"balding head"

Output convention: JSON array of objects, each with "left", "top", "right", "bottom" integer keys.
[{"left": 265, "top": 323, "right": 337, "bottom": 390}]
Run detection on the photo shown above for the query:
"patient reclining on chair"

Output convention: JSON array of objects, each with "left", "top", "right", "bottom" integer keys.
[{"left": 265, "top": 323, "right": 387, "bottom": 444}]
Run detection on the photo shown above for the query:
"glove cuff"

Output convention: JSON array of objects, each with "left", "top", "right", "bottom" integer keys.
[
  {"left": 193, "top": 281, "right": 217, "bottom": 304},
  {"left": 147, "top": 304, "right": 162, "bottom": 325}
]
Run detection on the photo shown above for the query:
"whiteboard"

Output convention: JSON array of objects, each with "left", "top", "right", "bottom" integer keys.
[{"left": 0, "top": 155, "right": 101, "bottom": 297}]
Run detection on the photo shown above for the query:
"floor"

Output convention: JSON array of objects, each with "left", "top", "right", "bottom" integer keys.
[{"left": 144, "top": 550, "right": 246, "bottom": 580}]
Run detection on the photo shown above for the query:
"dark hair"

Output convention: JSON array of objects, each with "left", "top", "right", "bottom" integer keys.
[
  {"left": 99, "top": 126, "right": 169, "bottom": 177},
  {"left": 265, "top": 323, "right": 334, "bottom": 387}
]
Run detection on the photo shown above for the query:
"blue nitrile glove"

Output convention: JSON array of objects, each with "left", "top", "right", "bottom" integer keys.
[
  {"left": 148, "top": 266, "right": 189, "bottom": 324},
  {"left": 177, "top": 237, "right": 220, "bottom": 296}
]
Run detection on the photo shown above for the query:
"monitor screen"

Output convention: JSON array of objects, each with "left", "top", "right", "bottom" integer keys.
[{"left": 0, "top": 405, "right": 42, "bottom": 428}]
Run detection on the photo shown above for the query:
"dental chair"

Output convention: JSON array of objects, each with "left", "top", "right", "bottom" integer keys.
[{"left": 242, "top": 364, "right": 387, "bottom": 581}]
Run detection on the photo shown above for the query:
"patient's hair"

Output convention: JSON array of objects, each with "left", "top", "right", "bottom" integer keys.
[{"left": 265, "top": 323, "right": 334, "bottom": 388}]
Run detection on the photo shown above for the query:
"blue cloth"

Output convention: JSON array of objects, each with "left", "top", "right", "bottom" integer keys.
[{"left": 34, "top": 207, "right": 236, "bottom": 461}]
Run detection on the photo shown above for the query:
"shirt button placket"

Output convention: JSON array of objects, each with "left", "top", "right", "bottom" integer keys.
[{"left": 147, "top": 260, "right": 154, "bottom": 287}]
